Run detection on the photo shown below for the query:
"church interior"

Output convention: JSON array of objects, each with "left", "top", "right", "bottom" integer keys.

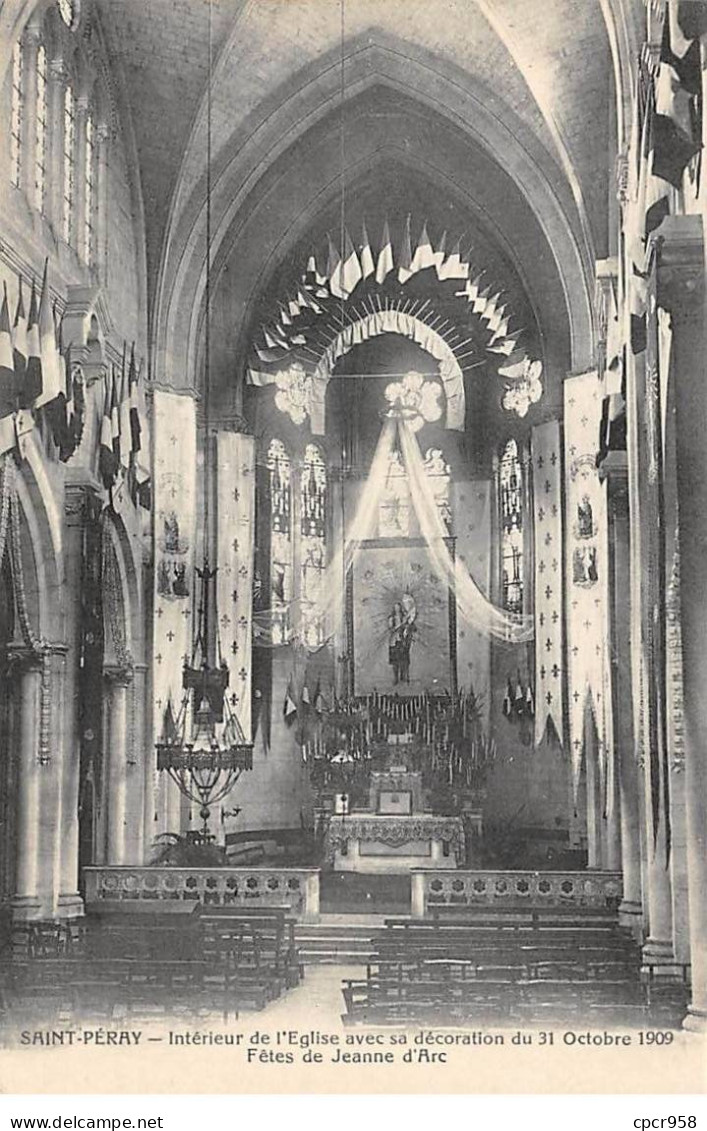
[{"left": 0, "top": 0, "right": 706, "bottom": 1036}]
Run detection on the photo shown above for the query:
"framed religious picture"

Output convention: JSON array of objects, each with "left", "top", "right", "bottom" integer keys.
[{"left": 347, "top": 537, "right": 457, "bottom": 696}]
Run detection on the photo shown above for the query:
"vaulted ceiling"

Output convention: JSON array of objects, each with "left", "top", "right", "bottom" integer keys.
[{"left": 95, "top": 0, "right": 616, "bottom": 406}]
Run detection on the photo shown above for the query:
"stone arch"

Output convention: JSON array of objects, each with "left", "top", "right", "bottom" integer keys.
[
  {"left": 10, "top": 436, "right": 64, "bottom": 645},
  {"left": 155, "top": 37, "right": 595, "bottom": 397}
]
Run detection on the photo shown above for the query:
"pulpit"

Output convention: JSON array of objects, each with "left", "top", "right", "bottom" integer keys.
[{"left": 324, "top": 761, "right": 465, "bottom": 873}]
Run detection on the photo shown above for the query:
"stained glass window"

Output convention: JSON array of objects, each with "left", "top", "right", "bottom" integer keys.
[
  {"left": 63, "top": 83, "right": 76, "bottom": 244},
  {"left": 57, "top": 0, "right": 75, "bottom": 27},
  {"left": 499, "top": 438, "right": 524, "bottom": 615},
  {"left": 424, "top": 447, "right": 452, "bottom": 533},
  {"left": 83, "top": 111, "right": 95, "bottom": 263},
  {"left": 34, "top": 45, "right": 47, "bottom": 212},
  {"left": 268, "top": 439, "right": 292, "bottom": 645},
  {"left": 379, "top": 449, "right": 410, "bottom": 537},
  {"left": 10, "top": 40, "right": 24, "bottom": 188},
  {"left": 301, "top": 444, "right": 327, "bottom": 647}
]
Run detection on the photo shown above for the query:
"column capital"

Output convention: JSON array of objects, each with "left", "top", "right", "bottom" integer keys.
[
  {"left": 104, "top": 663, "right": 134, "bottom": 688},
  {"left": 64, "top": 479, "right": 102, "bottom": 522},
  {"left": 23, "top": 18, "right": 44, "bottom": 49},
  {"left": 651, "top": 215, "right": 704, "bottom": 322},
  {"left": 48, "top": 57, "right": 69, "bottom": 85}
]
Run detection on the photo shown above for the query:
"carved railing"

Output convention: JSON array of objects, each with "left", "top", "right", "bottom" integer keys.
[
  {"left": 83, "top": 867, "right": 320, "bottom": 920},
  {"left": 410, "top": 869, "right": 623, "bottom": 917}
]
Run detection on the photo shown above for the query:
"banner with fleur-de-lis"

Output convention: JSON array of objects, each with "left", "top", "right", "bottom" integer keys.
[
  {"left": 152, "top": 389, "right": 197, "bottom": 831},
  {"left": 531, "top": 419, "right": 564, "bottom": 747},
  {"left": 215, "top": 431, "right": 255, "bottom": 739},
  {"left": 564, "top": 371, "right": 614, "bottom": 811}
]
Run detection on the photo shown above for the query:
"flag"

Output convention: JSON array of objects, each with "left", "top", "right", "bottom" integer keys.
[
  {"left": 375, "top": 220, "right": 393, "bottom": 285},
  {"left": 341, "top": 228, "right": 362, "bottom": 296},
  {"left": 410, "top": 221, "right": 435, "bottom": 274},
  {"left": 652, "top": 3, "right": 702, "bottom": 189},
  {"left": 22, "top": 279, "right": 42, "bottom": 408},
  {"left": 360, "top": 221, "right": 375, "bottom": 279},
  {"left": 36, "top": 261, "right": 62, "bottom": 410},
  {"left": 283, "top": 675, "right": 297, "bottom": 725},
  {"left": 433, "top": 230, "right": 447, "bottom": 278},
  {"left": 327, "top": 234, "right": 345, "bottom": 299},
  {"left": 98, "top": 378, "right": 117, "bottom": 489},
  {"left": 110, "top": 366, "right": 121, "bottom": 466},
  {"left": 0, "top": 283, "right": 15, "bottom": 456},
  {"left": 314, "top": 678, "right": 325, "bottom": 715},
  {"left": 397, "top": 215, "right": 413, "bottom": 283},
  {"left": 46, "top": 300, "right": 67, "bottom": 448},
  {"left": 502, "top": 678, "right": 513, "bottom": 718},
  {"left": 128, "top": 343, "right": 141, "bottom": 453},
  {"left": 119, "top": 347, "right": 131, "bottom": 469},
  {"left": 12, "top": 278, "right": 27, "bottom": 399},
  {"left": 439, "top": 237, "right": 465, "bottom": 280}
]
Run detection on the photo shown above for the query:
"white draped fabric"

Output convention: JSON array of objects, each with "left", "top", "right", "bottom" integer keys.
[{"left": 255, "top": 411, "right": 533, "bottom": 649}]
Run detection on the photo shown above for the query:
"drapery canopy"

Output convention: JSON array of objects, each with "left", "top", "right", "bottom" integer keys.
[{"left": 253, "top": 409, "right": 534, "bottom": 649}]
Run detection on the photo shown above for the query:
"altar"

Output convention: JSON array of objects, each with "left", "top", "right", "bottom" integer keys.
[
  {"left": 323, "top": 763, "right": 465, "bottom": 873},
  {"left": 324, "top": 812, "right": 465, "bottom": 873}
]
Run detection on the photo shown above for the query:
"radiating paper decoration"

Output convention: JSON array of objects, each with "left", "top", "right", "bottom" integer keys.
[
  {"left": 564, "top": 372, "right": 614, "bottom": 811},
  {"left": 152, "top": 389, "right": 197, "bottom": 832},
  {"left": 531, "top": 420, "right": 564, "bottom": 746}
]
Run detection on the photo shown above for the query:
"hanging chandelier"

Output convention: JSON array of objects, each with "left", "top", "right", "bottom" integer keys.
[{"left": 155, "top": 0, "right": 253, "bottom": 839}]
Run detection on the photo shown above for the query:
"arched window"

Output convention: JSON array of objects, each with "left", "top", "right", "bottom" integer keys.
[
  {"left": 10, "top": 40, "right": 24, "bottom": 188},
  {"left": 379, "top": 449, "right": 410, "bottom": 538},
  {"left": 267, "top": 439, "right": 292, "bottom": 645},
  {"left": 378, "top": 446, "right": 452, "bottom": 538},
  {"left": 34, "top": 45, "right": 47, "bottom": 212},
  {"left": 499, "top": 438, "right": 524, "bottom": 615},
  {"left": 423, "top": 447, "right": 452, "bottom": 534},
  {"left": 82, "top": 110, "right": 95, "bottom": 263},
  {"left": 301, "top": 444, "right": 327, "bottom": 647},
  {"left": 57, "top": 0, "right": 76, "bottom": 28},
  {"left": 62, "top": 82, "right": 76, "bottom": 244}
]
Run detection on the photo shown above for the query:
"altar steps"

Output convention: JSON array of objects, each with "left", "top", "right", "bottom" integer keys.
[{"left": 295, "top": 916, "right": 383, "bottom": 965}]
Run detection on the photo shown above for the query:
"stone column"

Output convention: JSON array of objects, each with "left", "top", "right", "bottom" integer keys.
[
  {"left": 125, "top": 662, "right": 147, "bottom": 864},
  {"left": 94, "top": 121, "right": 110, "bottom": 283},
  {"left": 602, "top": 453, "right": 643, "bottom": 929},
  {"left": 655, "top": 215, "right": 707, "bottom": 1029},
  {"left": 74, "top": 93, "right": 90, "bottom": 264},
  {"left": 46, "top": 57, "right": 68, "bottom": 238},
  {"left": 10, "top": 649, "right": 43, "bottom": 920},
  {"left": 57, "top": 483, "right": 97, "bottom": 917},
  {"left": 104, "top": 665, "right": 133, "bottom": 866}
]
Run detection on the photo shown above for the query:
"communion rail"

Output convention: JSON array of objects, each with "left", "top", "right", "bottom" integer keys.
[
  {"left": 83, "top": 866, "right": 321, "bottom": 921},
  {"left": 410, "top": 869, "right": 623, "bottom": 918}
]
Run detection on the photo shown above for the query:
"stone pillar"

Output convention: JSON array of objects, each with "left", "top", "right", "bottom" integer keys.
[
  {"left": 95, "top": 122, "right": 111, "bottom": 283},
  {"left": 46, "top": 57, "right": 68, "bottom": 238},
  {"left": 74, "top": 93, "right": 90, "bottom": 264},
  {"left": 655, "top": 215, "right": 707, "bottom": 1029},
  {"left": 10, "top": 649, "right": 42, "bottom": 920},
  {"left": 125, "top": 662, "right": 147, "bottom": 864},
  {"left": 57, "top": 483, "right": 99, "bottom": 917},
  {"left": 104, "top": 665, "right": 133, "bottom": 865},
  {"left": 602, "top": 453, "right": 643, "bottom": 930}
]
